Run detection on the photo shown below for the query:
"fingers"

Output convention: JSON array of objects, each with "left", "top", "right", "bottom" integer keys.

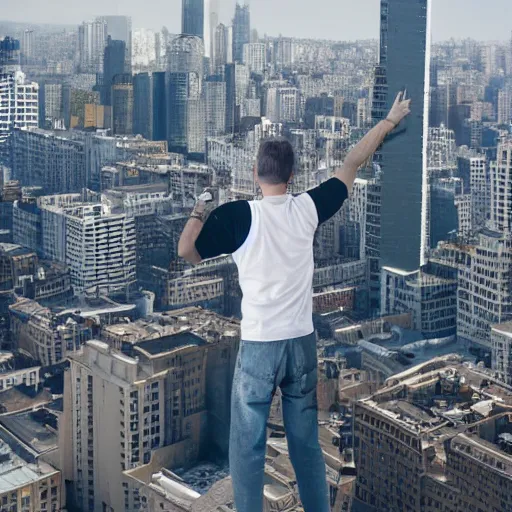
[{"left": 393, "top": 91, "right": 403, "bottom": 106}]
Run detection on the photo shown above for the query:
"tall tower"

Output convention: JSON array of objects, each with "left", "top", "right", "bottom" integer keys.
[
  {"left": 233, "top": 2, "right": 250, "bottom": 64},
  {"left": 205, "top": 0, "right": 220, "bottom": 60},
  {"left": 182, "top": 0, "right": 205, "bottom": 39},
  {"left": 97, "top": 16, "right": 132, "bottom": 73},
  {"left": 167, "top": 35, "right": 205, "bottom": 156},
  {"left": 102, "top": 37, "right": 126, "bottom": 106},
  {"left": 78, "top": 19, "right": 107, "bottom": 73},
  {"left": 377, "top": 0, "right": 431, "bottom": 273}
]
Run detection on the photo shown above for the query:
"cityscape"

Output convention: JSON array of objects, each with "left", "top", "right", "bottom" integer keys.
[{"left": 0, "top": 0, "right": 512, "bottom": 511}]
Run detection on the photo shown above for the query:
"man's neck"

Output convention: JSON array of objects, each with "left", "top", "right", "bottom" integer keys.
[{"left": 260, "top": 185, "right": 288, "bottom": 197}]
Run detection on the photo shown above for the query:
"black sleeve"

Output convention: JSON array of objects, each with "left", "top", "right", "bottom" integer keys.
[
  {"left": 307, "top": 177, "right": 349, "bottom": 225},
  {"left": 195, "top": 201, "right": 251, "bottom": 260}
]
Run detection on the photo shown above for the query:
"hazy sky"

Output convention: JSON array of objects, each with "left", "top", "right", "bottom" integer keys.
[{"left": 6, "top": 0, "right": 512, "bottom": 41}]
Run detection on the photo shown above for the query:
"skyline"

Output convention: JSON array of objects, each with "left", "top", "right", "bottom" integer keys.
[{"left": 2, "top": 0, "right": 512, "bottom": 42}]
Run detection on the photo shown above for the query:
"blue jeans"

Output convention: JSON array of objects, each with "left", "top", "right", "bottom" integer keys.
[{"left": 229, "top": 332, "right": 330, "bottom": 512}]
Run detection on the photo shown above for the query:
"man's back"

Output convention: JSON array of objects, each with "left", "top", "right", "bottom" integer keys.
[{"left": 233, "top": 193, "right": 318, "bottom": 341}]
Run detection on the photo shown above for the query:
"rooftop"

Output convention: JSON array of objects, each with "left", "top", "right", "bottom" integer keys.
[
  {"left": 135, "top": 332, "right": 207, "bottom": 357},
  {"left": 0, "top": 408, "right": 58, "bottom": 455}
]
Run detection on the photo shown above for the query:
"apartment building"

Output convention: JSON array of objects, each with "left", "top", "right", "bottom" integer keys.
[
  {"left": 353, "top": 355, "right": 512, "bottom": 512},
  {"left": 40, "top": 199, "right": 136, "bottom": 294},
  {"left": 62, "top": 307, "right": 240, "bottom": 512},
  {"left": 11, "top": 128, "right": 86, "bottom": 193}
]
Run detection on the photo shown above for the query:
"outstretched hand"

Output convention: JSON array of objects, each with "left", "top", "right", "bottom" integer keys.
[{"left": 386, "top": 91, "right": 412, "bottom": 127}]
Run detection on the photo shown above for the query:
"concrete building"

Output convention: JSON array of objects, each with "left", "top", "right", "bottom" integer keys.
[
  {"left": 214, "top": 23, "right": 231, "bottom": 74},
  {"left": 11, "top": 128, "right": 85, "bottom": 193},
  {"left": 354, "top": 356, "right": 512, "bottom": 512},
  {"left": 457, "top": 150, "right": 489, "bottom": 233},
  {"left": 381, "top": 267, "right": 457, "bottom": 338},
  {"left": 38, "top": 82, "right": 65, "bottom": 130},
  {"left": 498, "top": 88, "right": 512, "bottom": 125},
  {"left": 0, "top": 440, "right": 61, "bottom": 512},
  {"left": 21, "top": 30, "right": 34, "bottom": 65},
  {"left": 61, "top": 307, "right": 239, "bottom": 512},
  {"left": 489, "top": 138, "right": 512, "bottom": 233},
  {"left": 431, "top": 235, "right": 512, "bottom": 352},
  {"left": 40, "top": 199, "right": 136, "bottom": 294},
  {"left": 492, "top": 322, "right": 512, "bottom": 387},
  {"left": 102, "top": 37, "right": 127, "bottom": 106},
  {"left": 243, "top": 42, "right": 266, "bottom": 74},
  {"left": 182, "top": 0, "right": 205, "bottom": 39}
]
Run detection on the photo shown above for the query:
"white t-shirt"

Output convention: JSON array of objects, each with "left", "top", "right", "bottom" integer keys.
[{"left": 195, "top": 177, "right": 348, "bottom": 341}]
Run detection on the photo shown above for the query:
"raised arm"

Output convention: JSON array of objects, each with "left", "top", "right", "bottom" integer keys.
[{"left": 336, "top": 91, "right": 411, "bottom": 193}]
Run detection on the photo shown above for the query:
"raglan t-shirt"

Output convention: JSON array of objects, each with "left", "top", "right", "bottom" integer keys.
[{"left": 195, "top": 177, "right": 349, "bottom": 341}]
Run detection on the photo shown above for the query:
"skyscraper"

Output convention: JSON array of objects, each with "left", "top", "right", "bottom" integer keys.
[
  {"left": 376, "top": 0, "right": 431, "bottom": 273},
  {"left": 111, "top": 74, "right": 134, "bottom": 135},
  {"left": 78, "top": 19, "right": 108, "bottom": 73},
  {"left": 233, "top": 2, "right": 250, "bottom": 64},
  {"left": 97, "top": 15, "right": 132, "bottom": 72},
  {"left": 205, "top": 77, "right": 226, "bottom": 137},
  {"left": 167, "top": 36, "right": 205, "bottom": 155},
  {"left": 152, "top": 72, "right": 167, "bottom": 141},
  {"left": 182, "top": 0, "right": 205, "bottom": 39},
  {"left": 133, "top": 73, "right": 152, "bottom": 139},
  {"left": 21, "top": 30, "right": 34, "bottom": 65},
  {"left": 205, "top": 0, "right": 219, "bottom": 60},
  {"left": 214, "top": 23, "right": 231, "bottom": 74},
  {"left": 102, "top": 37, "right": 126, "bottom": 106}
]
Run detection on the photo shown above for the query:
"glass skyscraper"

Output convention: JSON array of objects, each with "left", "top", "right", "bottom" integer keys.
[
  {"left": 233, "top": 2, "right": 250, "bottom": 64},
  {"left": 377, "top": 0, "right": 431, "bottom": 272},
  {"left": 182, "top": 0, "right": 205, "bottom": 39}
]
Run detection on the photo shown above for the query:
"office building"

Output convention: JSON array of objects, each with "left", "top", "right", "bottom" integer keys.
[
  {"left": 498, "top": 89, "right": 512, "bottom": 125},
  {"left": 225, "top": 62, "right": 249, "bottom": 133},
  {"left": 243, "top": 43, "right": 266, "bottom": 74},
  {"left": 233, "top": 2, "right": 250, "bottom": 63},
  {"left": 102, "top": 37, "right": 126, "bottom": 106},
  {"left": 112, "top": 74, "right": 134, "bottom": 136},
  {"left": 133, "top": 73, "right": 152, "bottom": 140},
  {"left": 132, "top": 28, "right": 157, "bottom": 72},
  {"left": 152, "top": 72, "right": 167, "bottom": 141},
  {"left": 376, "top": 0, "right": 431, "bottom": 272},
  {"left": 98, "top": 15, "right": 132, "bottom": 72},
  {"left": 167, "top": 36, "right": 205, "bottom": 156},
  {"left": 78, "top": 19, "right": 108, "bottom": 73},
  {"left": 205, "top": 78, "right": 226, "bottom": 137},
  {"left": 182, "top": 0, "right": 205, "bottom": 39}
]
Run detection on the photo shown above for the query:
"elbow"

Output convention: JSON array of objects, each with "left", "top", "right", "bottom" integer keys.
[{"left": 178, "top": 241, "right": 201, "bottom": 265}]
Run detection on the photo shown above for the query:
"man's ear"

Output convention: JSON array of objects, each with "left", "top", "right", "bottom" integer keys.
[{"left": 288, "top": 172, "right": 294, "bottom": 184}]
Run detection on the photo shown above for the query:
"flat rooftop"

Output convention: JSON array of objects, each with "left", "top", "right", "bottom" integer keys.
[
  {"left": 135, "top": 332, "right": 207, "bottom": 357},
  {"left": 0, "top": 409, "right": 58, "bottom": 455}
]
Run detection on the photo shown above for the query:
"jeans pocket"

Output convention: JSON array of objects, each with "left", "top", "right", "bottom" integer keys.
[{"left": 300, "top": 367, "right": 318, "bottom": 395}]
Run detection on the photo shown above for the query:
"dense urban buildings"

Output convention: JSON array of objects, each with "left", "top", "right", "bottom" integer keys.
[{"left": 1, "top": 1, "right": 512, "bottom": 511}]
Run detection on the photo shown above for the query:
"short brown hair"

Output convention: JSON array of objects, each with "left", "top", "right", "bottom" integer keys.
[{"left": 257, "top": 138, "right": 295, "bottom": 185}]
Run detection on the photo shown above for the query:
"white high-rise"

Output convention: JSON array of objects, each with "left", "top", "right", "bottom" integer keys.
[
  {"left": 0, "top": 66, "right": 38, "bottom": 168},
  {"left": 243, "top": 42, "right": 266, "bottom": 74},
  {"left": 78, "top": 19, "right": 108, "bottom": 73},
  {"left": 41, "top": 199, "right": 136, "bottom": 294},
  {"left": 490, "top": 138, "right": 512, "bottom": 233}
]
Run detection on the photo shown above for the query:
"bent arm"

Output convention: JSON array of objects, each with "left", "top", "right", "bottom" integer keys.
[
  {"left": 336, "top": 91, "right": 411, "bottom": 193},
  {"left": 335, "top": 119, "right": 394, "bottom": 193},
  {"left": 178, "top": 218, "right": 203, "bottom": 265}
]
